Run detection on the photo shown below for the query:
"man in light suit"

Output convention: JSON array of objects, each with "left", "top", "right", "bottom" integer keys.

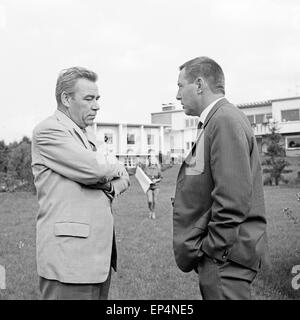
[
  {"left": 31, "top": 66, "right": 130, "bottom": 299},
  {"left": 173, "top": 57, "right": 268, "bottom": 299}
]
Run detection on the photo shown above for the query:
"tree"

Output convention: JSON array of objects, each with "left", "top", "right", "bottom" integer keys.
[
  {"left": 262, "top": 121, "right": 292, "bottom": 186},
  {"left": 0, "top": 140, "right": 9, "bottom": 173},
  {"left": 0, "top": 136, "right": 35, "bottom": 192},
  {"left": 7, "top": 137, "right": 34, "bottom": 189}
]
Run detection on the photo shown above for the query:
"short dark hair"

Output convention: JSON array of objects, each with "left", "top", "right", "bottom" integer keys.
[
  {"left": 179, "top": 56, "right": 225, "bottom": 94},
  {"left": 55, "top": 66, "right": 98, "bottom": 105}
]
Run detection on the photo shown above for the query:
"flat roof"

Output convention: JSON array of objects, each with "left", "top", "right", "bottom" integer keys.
[
  {"left": 236, "top": 100, "right": 272, "bottom": 109},
  {"left": 96, "top": 122, "right": 171, "bottom": 128},
  {"left": 237, "top": 96, "right": 300, "bottom": 109},
  {"left": 116, "top": 153, "right": 154, "bottom": 156},
  {"left": 271, "top": 96, "right": 300, "bottom": 102},
  {"left": 151, "top": 109, "right": 183, "bottom": 115},
  {"left": 152, "top": 96, "right": 300, "bottom": 112}
]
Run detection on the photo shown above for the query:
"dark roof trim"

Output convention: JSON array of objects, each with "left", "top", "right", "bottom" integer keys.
[
  {"left": 271, "top": 96, "right": 300, "bottom": 102},
  {"left": 237, "top": 100, "right": 272, "bottom": 109}
]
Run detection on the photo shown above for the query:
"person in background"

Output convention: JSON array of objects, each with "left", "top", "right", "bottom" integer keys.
[{"left": 143, "top": 155, "right": 162, "bottom": 219}]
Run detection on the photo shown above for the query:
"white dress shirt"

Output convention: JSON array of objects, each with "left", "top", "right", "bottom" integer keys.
[{"left": 199, "top": 97, "right": 224, "bottom": 126}]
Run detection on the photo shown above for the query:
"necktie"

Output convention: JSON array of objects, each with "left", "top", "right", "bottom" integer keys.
[
  {"left": 195, "top": 121, "right": 203, "bottom": 140},
  {"left": 191, "top": 120, "right": 203, "bottom": 156}
]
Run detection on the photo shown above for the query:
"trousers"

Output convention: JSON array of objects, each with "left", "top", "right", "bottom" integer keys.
[
  {"left": 197, "top": 253, "right": 257, "bottom": 300},
  {"left": 39, "top": 268, "right": 112, "bottom": 300}
]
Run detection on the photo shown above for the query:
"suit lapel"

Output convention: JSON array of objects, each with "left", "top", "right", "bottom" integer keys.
[
  {"left": 84, "top": 126, "right": 98, "bottom": 150},
  {"left": 181, "top": 98, "right": 229, "bottom": 171},
  {"left": 184, "top": 128, "right": 204, "bottom": 164},
  {"left": 203, "top": 97, "right": 228, "bottom": 129},
  {"left": 54, "top": 110, "right": 91, "bottom": 150}
]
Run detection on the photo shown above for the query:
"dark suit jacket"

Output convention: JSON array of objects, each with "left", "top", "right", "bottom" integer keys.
[{"left": 173, "top": 98, "right": 267, "bottom": 272}]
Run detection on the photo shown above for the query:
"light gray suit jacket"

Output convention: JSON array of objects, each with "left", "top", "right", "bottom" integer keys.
[
  {"left": 173, "top": 98, "right": 267, "bottom": 273},
  {"left": 32, "top": 110, "right": 129, "bottom": 283}
]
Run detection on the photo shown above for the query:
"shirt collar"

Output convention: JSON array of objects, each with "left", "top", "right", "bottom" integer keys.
[{"left": 199, "top": 97, "right": 224, "bottom": 125}]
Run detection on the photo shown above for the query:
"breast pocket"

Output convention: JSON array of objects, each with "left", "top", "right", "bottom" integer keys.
[{"left": 185, "top": 134, "right": 205, "bottom": 175}]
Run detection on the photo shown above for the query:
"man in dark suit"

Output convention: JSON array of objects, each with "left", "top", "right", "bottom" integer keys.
[{"left": 173, "top": 56, "right": 268, "bottom": 299}]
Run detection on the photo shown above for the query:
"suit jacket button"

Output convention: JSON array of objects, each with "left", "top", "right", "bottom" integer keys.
[{"left": 222, "top": 250, "right": 228, "bottom": 260}]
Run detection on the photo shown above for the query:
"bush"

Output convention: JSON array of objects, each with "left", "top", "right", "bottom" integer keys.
[
  {"left": 0, "top": 136, "right": 35, "bottom": 192},
  {"left": 263, "top": 176, "right": 273, "bottom": 186}
]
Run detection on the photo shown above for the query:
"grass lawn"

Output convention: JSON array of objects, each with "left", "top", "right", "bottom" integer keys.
[{"left": 0, "top": 165, "right": 299, "bottom": 300}]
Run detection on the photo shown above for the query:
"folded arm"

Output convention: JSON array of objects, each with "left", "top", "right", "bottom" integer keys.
[
  {"left": 84, "top": 165, "right": 130, "bottom": 199},
  {"left": 34, "top": 127, "right": 123, "bottom": 185}
]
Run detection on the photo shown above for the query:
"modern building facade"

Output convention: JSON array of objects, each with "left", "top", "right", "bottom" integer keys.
[
  {"left": 151, "top": 96, "right": 300, "bottom": 160},
  {"left": 94, "top": 122, "right": 170, "bottom": 167},
  {"left": 236, "top": 96, "right": 300, "bottom": 157},
  {"left": 94, "top": 96, "right": 300, "bottom": 167}
]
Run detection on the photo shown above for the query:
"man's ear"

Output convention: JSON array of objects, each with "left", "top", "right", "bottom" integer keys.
[
  {"left": 61, "top": 91, "right": 71, "bottom": 108},
  {"left": 196, "top": 77, "right": 206, "bottom": 94}
]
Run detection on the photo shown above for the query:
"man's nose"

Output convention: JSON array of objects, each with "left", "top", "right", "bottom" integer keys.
[
  {"left": 92, "top": 100, "right": 100, "bottom": 110},
  {"left": 176, "top": 92, "right": 181, "bottom": 100}
]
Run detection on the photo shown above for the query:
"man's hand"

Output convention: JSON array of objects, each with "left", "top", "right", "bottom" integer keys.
[
  {"left": 99, "top": 181, "right": 115, "bottom": 200},
  {"left": 98, "top": 181, "right": 113, "bottom": 192}
]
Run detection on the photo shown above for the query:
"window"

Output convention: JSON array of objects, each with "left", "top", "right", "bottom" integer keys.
[
  {"left": 124, "top": 156, "right": 136, "bottom": 167},
  {"left": 104, "top": 133, "right": 113, "bottom": 144},
  {"left": 127, "top": 134, "right": 135, "bottom": 145},
  {"left": 147, "top": 134, "right": 154, "bottom": 145},
  {"left": 287, "top": 136, "right": 300, "bottom": 149},
  {"left": 266, "top": 113, "right": 272, "bottom": 122},
  {"left": 186, "top": 142, "right": 190, "bottom": 150},
  {"left": 185, "top": 119, "right": 189, "bottom": 127},
  {"left": 281, "top": 109, "right": 300, "bottom": 122},
  {"left": 247, "top": 115, "right": 254, "bottom": 124},
  {"left": 247, "top": 113, "right": 272, "bottom": 125},
  {"left": 255, "top": 114, "right": 265, "bottom": 124}
]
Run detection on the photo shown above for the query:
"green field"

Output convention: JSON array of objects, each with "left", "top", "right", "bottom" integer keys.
[{"left": 0, "top": 165, "right": 299, "bottom": 300}]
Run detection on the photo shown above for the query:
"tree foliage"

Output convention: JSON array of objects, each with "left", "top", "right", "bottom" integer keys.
[
  {"left": 0, "top": 136, "right": 35, "bottom": 192},
  {"left": 262, "top": 122, "right": 292, "bottom": 186}
]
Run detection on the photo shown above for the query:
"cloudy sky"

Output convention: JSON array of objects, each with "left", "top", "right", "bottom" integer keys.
[{"left": 0, "top": 0, "right": 300, "bottom": 143}]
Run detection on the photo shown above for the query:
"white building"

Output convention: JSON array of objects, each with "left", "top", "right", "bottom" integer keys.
[
  {"left": 236, "top": 96, "right": 300, "bottom": 157},
  {"left": 94, "top": 122, "right": 170, "bottom": 167},
  {"left": 151, "top": 104, "right": 200, "bottom": 163},
  {"left": 94, "top": 96, "right": 300, "bottom": 168},
  {"left": 151, "top": 96, "right": 300, "bottom": 160}
]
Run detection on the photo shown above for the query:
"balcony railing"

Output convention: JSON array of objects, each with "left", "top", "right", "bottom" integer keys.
[{"left": 250, "top": 123, "right": 271, "bottom": 136}]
